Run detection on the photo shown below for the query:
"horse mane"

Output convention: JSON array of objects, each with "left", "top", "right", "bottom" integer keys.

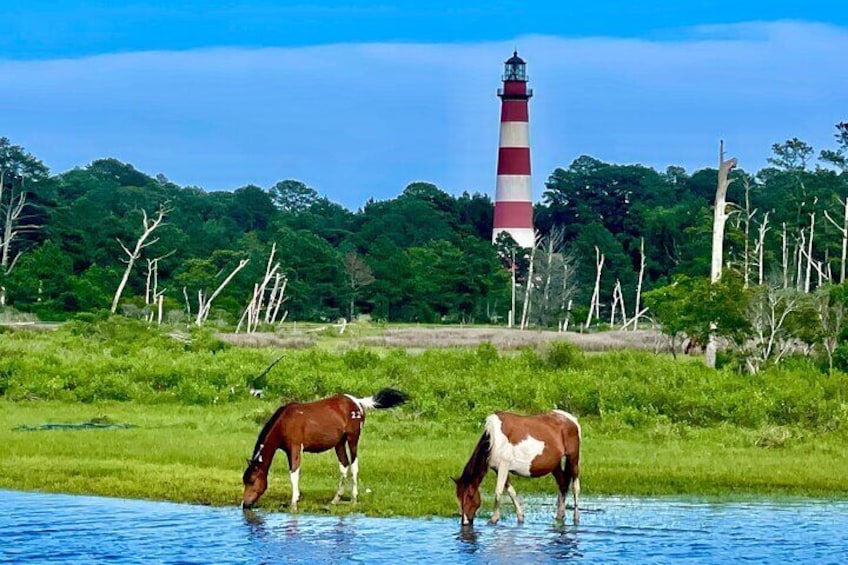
[
  {"left": 458, "top": 429, "right": 491, "bottom": 486},
  {"left": 251, "top": 403, "right": 291, "bottom": 459}
]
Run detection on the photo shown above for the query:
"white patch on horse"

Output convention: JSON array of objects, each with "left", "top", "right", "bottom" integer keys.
[
  {"left": 552, "top": 409, "right": 582, "bottom": 439},
  {"left": 346, "top": 393, "right": 375, "bottom": 411},
  {"left": 485, "top": 414, "right": 545, "bottom": 477}
]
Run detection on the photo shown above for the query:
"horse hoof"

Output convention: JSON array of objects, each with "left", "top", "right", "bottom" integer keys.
[{"left": 331, "top": 497, "right": 340, "bottom": 505}]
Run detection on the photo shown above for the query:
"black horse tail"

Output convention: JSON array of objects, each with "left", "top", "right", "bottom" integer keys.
[{"left": 357, "top": 388, "right": 409, "bottom": 410}]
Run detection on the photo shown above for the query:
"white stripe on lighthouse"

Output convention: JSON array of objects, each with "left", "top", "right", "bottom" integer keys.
[
  {"left": 495, "top": 175, "right": 532, "bottom": 201},
  {"left": 498, "top": 122, "right": 530, "bottom": 148},
  {"left": 493, "top": 227, "right": 536, "bottom": 249}
]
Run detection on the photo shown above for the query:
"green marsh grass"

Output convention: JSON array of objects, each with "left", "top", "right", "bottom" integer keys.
[{"left": 1, "top": 320, "right": 847, "bottom": 517}]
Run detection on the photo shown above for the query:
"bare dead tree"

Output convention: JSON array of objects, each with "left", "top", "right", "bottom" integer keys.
[
  {"left": 237, "top": 244, "right": 288, "bottom": 333},
  {"left": 815, "top": 286, "right": 847, "bottom": 373},
  {"left": 196, "top": 258, "right": 250, "bottom": 326},
  {"left": 610, "top": 279, "right": 627, "bottom": 327},
  {"left": 585, "top": 246, "right": 604, "bottom": 330},
  {"left": 632, "top": 237, "right": 646, "bottom": 330},
  {"left": 519, "top": 232, "right": 540, "bottom": 330},
  {"left": 505, "top": 249, "right": 515, "bottom": 328},
  {"left": 111, "top": 204, "right": 171, "bottom": 314},
  {"left": 706, "top": 140, "right": 738, "bottom": 368},
  {"left": 754, "top": 212, "right": 770, "bottom": 286},
  {"left": 804, "top": 198, "right": 818, "bottom": 292},
  {"left": 824, "top": 196, "right": 848, "bottom": 283},
  {"left": 744, "top": 283, "right": 808, "bottom": 373},
  {"left": 796, "top": 229, "right": 805, "bottom": 290},
  {"left": 0, "top": 171, "right": 40, "bottom": 277},
  {"left": 781, "top": 222, "right": 790, "bottom": 289},
  {"left": 144, "top": 250, "right": 175, "bottom": 324},
  {"left": 741, "top": 178, "right": 757, "bottom": 288}
]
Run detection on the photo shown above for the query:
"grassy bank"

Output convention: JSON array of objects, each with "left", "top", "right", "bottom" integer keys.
[
  {"left": 2, "top": 400, "right": 846, "bottom": 518},
  {"left": 1, "top": 319, "right": 847, "bottom": 517}
]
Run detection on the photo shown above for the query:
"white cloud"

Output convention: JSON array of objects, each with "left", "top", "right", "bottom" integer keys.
[{"left": 1, "top": 21, "right": 846, "bottom": 208}]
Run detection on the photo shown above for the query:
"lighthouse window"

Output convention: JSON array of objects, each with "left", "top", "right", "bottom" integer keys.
[{"left": 505, "top": 64, "right": 525, "bottom": 81}]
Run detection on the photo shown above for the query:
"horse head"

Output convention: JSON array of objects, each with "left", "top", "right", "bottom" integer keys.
[
  {"left": 453, "top": 477, "right": 481, "bottom": 526},
  {"left": 241, "top": 451, "right": 268, "bottom": 509}
]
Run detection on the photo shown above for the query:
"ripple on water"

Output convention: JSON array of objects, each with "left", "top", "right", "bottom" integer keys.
[{"left": 1, "top": 491, "right": 847, "bottom": 564}]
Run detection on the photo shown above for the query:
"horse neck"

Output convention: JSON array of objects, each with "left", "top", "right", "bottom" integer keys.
[
  {"left": 252, "top": 408, "right": 286, "bottom": 473},
  {"left": 255, "top": 432, "right": 280, "bottom": 474},
  {"left": 459, "top": 431, "right": 491, "bottom": 489}
]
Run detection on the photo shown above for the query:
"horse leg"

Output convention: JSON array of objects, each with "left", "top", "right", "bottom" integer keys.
[
  {"left": 564, "top": 453, "right": 581, "bottom": 525},
  {"left": 490, "top": 464, "right": 510, "bottom": 524},
  {"left": 505, "top": 478, "right": 524, "bottom": 523},
  {"left": 331, "top": 440, "right": 351, "bottom": 505},
  {"left": 348, "top": 437, "right": 360, "bottom": 503},
  {"left": 552, "top": 465, "right": 569, "bottom": 522},
  {"left": 287, "top": 444, "right": 303, "bottom": 512}
]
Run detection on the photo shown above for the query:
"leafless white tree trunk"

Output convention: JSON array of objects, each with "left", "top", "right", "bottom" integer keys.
[
  {"left": 509, "top": 249, "right": 517, "bottom": 328},
  {"left": 610, "top": 279, "right": 627, "bottom": 327},
  {"left": 196, "top": 258, "right": 250, "bottom": 326},
  {"left": 781, "top": 222, "right": 790, "bottom": 289},
  {"left": 824, "top": 196, "right": 848, "bottom": 283},
  {"left": 741, "top": 178, "right": 757, "bottom": 288},
  {"left": 519, "top": 232, "right": 540, "bottom": 330},
  {"left": 0, "top": 170, "right": 39, "bottom": 276},
  {"left": 237, "top": 244, "right": 288, "bottom": 333},
  {"left": 585, "top": 246, "right": 604, "bottom": 329},
  {"left": 144, "top": 251, "right": 175, "bottom": 324},
  {"left": 706, "top": 141, "right": 738, "bottom": 368},
  {"left": 804, "top": 199, "right": 817, "bottom": 293},
  {"left": 745, "top": 284, "right": 806, "bottom": 373},
  {"left": 111, "top": 204, "right": 171, "bottom": 314},
  {"left": 754, "top": 212, "right": 770, "bottom": 286},
  {"left": 632, "top": 238, "right": 646, "bottom": 330}
]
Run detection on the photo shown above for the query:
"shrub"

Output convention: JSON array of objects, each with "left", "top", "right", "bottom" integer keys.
[{"left": 543, "top": 341, "right": 584, "bottom": 370}]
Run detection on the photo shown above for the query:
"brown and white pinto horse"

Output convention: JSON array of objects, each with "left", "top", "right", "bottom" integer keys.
[
  {"left": 454, "top": 410, "right": 581, "bottom": 525},
  {"left": 242, "top": 388, "right": 408, "bottom": 510}
]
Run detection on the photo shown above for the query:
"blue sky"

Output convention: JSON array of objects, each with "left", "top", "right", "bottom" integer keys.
[{"left": 3, "top": 2, "right": 847, "bottom": 209}]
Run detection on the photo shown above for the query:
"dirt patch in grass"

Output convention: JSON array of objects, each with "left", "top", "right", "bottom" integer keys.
[
  {"left": 354, "top": 327, "right": 667, "bottom": 352},
  {"left": 217, "top": 325, "right": 670, "bottom": 352}
]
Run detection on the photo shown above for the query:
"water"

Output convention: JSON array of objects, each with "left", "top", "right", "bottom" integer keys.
[{"left": 1, "top": 490, "right": 846, "bottom": 564}]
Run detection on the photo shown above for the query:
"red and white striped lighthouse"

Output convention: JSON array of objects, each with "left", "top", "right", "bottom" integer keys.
[{"left": 492, "top": 51, "right": 535, "bottom": 249}]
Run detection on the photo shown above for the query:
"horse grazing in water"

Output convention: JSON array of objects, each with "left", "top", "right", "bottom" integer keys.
[
  {"left": 454, "top": 410, "right": 581, "bottom": 525},
  {"left": 242, "top": 388, "right": 408, "bottom": 510}
]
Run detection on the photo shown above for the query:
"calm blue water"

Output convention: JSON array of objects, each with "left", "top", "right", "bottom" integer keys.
[{"left": 1, "top": 490, "right": 846, "bottom": 564}]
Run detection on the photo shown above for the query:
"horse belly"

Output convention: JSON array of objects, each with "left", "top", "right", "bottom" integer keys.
[{"left": 490, "top": 435, "right": 546, "bottom": 477}]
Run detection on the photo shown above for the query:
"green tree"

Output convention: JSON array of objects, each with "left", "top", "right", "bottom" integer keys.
[{"left": 269, "top": 180, "right": 319, "bottom": 213}]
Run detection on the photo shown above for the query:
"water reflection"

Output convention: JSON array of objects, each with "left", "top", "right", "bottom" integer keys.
[
  {"left": 456, "top": 525, "right": 480, "bottom": 554},
  {"left": 3, "top": 491, "right": 848, "bottom": 564}
]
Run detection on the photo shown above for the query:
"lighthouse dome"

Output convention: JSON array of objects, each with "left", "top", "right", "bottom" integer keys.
[{"left": 504, "top": 51, "right": 525, "bottom": 65}]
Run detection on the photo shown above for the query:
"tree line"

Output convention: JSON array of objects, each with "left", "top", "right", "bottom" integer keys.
[{"left": 1, "top": 123, "right": 847, "bottom": 358}]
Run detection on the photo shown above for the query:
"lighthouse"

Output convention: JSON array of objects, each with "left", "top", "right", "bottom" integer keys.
[{"left": 492, "top": 51, "right": 535, "bottom": 249}]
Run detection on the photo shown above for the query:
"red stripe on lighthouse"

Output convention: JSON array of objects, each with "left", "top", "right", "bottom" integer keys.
[
  {"left": 501, "top": 101, "right": 529, "bottom": 122},
  {"left": 497, "top": 148, "right": 531, "bottom": 175},
  {"left": 493, "top": 201, "right": 534, "bottom": 228}
]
